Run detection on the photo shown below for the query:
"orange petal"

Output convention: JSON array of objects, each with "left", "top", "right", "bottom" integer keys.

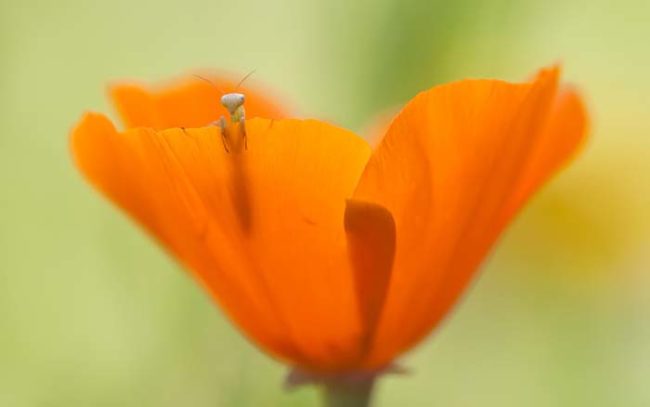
[
  {"left": 71, "top": 113, "right": 400, "bottom": 372},
  {"left": 344, "top": 199, "right": 396, "bottom": 351},
  {"left": 504, "top": 86, "right": 589, "bottom": 215},
  {"left": 109, "top": 74, "right": 289, "bottom": 129},
  {"left": 354, "top": 67, "right": 587, "bottom": 368}
]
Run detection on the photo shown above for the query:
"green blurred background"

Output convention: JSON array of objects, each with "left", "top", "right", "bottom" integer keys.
[{"left": 1, "top": 0, "right": 649, "bottom": 405}]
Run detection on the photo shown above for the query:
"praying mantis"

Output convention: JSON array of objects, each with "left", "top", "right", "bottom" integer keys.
[
  {"left": 216, "top": 92, "right": 247, "bottom": 153},
  {"left": 193, "top": 71, "right": 254, "bottom": 153}
]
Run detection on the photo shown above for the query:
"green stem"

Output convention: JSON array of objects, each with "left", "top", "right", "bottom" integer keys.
[{"left": 321, "top": 377, "right": 375, "bottom": 407}]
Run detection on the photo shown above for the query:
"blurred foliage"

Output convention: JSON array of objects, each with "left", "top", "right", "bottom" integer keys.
[{"left": 1, "top": 0, "right": 648, "bottom": 406}]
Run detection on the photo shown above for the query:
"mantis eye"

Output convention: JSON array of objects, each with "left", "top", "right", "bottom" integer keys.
[{"left": 221, "top": 93, "right": 245, "bottom": 113}]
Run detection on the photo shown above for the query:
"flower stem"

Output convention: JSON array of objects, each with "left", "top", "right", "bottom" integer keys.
[{"left": 321, "top": 377, "right": 375, "bottom": 407}]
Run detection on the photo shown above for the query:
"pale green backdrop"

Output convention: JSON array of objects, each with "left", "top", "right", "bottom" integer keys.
[{"left": 1, "top": 0, "right": 649, "bottom": 405}]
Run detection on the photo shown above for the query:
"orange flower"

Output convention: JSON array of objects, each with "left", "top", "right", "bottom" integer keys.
[{"left": 70, "top": 67, "right": 588, "bottom": 375}]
